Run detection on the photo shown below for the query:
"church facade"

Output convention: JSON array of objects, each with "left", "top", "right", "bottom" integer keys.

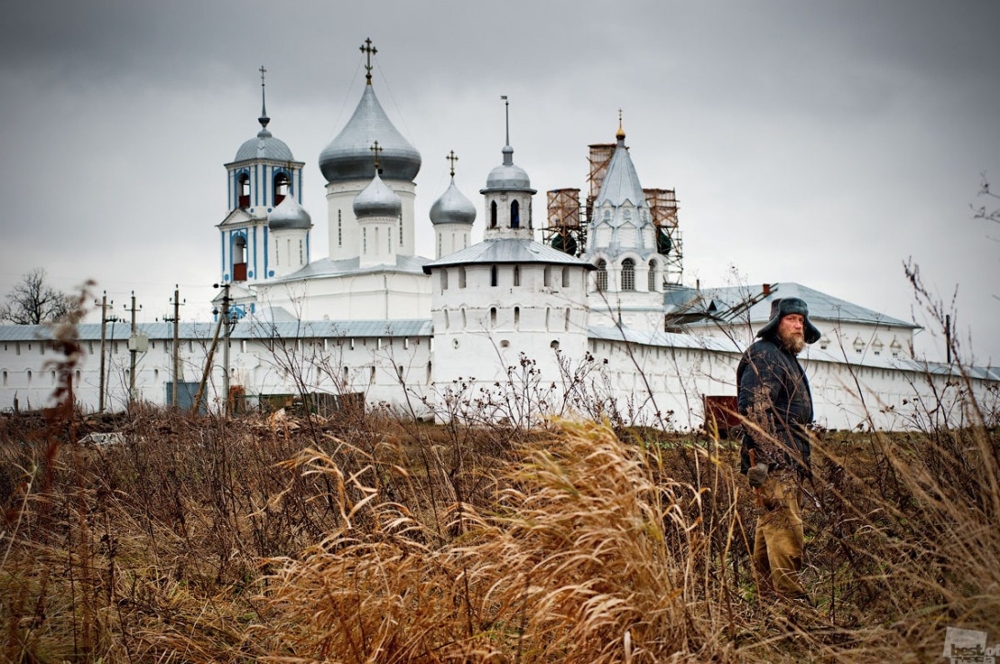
[{"left": 1, "top": 42, "right": 997, "bottom": 432}]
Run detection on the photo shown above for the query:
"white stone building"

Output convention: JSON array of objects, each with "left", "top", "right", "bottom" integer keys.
[{"left": 1, "top": 42, "right": 997, "bottom": 431}]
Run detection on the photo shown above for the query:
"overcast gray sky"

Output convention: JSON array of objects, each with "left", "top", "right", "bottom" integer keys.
[{"left": 1, "top": 0, "right": 997, "bottom": 364}]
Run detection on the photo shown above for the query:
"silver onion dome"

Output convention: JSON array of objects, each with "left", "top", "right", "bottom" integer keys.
[
  {"left": 353, "top": 171, "right": 402, "bottom": 219},
  {"left": 480, "top": 145, "right": 535, "bottom": 194},
  {"left": 319, "top": 86, "right": 421, "bottom": 184},
  {"left": 234, "top": 113, "right": 295, "bottom": 162},
  {"left": 430, "top": 177, "right": 476, "bottom": 226},
  {"left": 268, "top": 193, "right": 312, "bottom": 231}
]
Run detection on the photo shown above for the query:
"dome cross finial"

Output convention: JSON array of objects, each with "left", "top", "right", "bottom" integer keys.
[
  {"left": 370, "top": 140, "right": 383, "bottom": 170},
  {"left": 501, "top": 95, "right": 510, "bottom": 146},
  {"left": 360, "top": 38, "right": 378, "bottom": 85},
  {"left": 258, "top": 64, "right": 270, "bottom": 129},
  {"left": 616, "top": 108, "right": 626, "bottom": 140},
  {"left": 446, "top": 150, "right": 459, "bottom": 177}
]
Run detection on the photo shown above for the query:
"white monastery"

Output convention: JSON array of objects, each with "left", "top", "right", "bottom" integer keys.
[{"left": 1, "top": 42, "right": 997, "bottom": 432}]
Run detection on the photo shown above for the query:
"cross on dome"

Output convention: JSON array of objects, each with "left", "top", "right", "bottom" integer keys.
[
  {"left": 360, "top": 38, "right": 378, "bottom": 85},
  {"left": 258, "top": 64, "right": 270, "bottom": 129},
  {"left": 370, "top": 140, "right": 383, "bottom": 169},
  {"left": 446, "top": 150, "right": 459, "bottom": 177}
]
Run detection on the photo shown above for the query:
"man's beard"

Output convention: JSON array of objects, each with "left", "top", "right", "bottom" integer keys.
[{"left": 779, "top": 329, "right": 805, "bottom": 355}]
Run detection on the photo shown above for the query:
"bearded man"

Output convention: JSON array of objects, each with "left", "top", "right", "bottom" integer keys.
[{"left": 737, "top": 297, "right": 820, "bottom": 602}]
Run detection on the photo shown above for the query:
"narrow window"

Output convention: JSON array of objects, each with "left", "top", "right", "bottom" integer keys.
[
  {"left": 564, "top": 308, "right": 571, "bottom": 331},
  {"left": 343, "top": 366, "right": 349, "bottom": 383},
  {"left": 596, "top": 260, "right": 608, "bottom": 291},
  {"left": 514, "top": 307, "right": 520, "bottom": 330},
  {"left": 621, "top": 259, "right": 635, "bottom": 291},
  {"left": 562, "top": 267, "right": 570, "bottom": 288},
  {"left": 490, "top": 307, "right": 497, "bottom": 328},
  {"left": 543, "top": 266, "right": 551, "bottom": 287},
  {"left": 648, "top": 260, "right": 658, "bottom": 292},
  {"left": 233, "top": 235, "right": 248, "bottom": 281},
  {"left": 370, "top": 366, "right": 376, "bottom": 384},
  {"left": 441, "top": 269, "right": 449, "bottom": 292},
  {"left": 338, "top": 210, "right": 343, "bottom": 247},
  {"left": 444, "top": 309, "right": 450, "bottom": 329},
  {"left": 363, "top": 227, "right": 367, "bottom": 254},
  {"left": 490, "top": 265, "right": 498, "bottom": 287},
  {"left": 513, "top": 266, "right": 520, "bottom": 287},
  {"left": 27, "top": 370, "right": 32, "bottom": 385},
  {"left": 490, "top": 201, "right": 498, "bottom": 228},
  {"left": 273, "top": 171, "right": 290, "bottom": 205},
  {"left": 238, "top": 173, "right": 250, "bottom": 208},
  {"left": 399, "top": 216, "right": 403, "bottom": 247},
  {"left": 459, "top": 267, "right": 467, "bottom": 288},
  {"left": 510, "top": 200, "right": 520, "bottom": 228}
]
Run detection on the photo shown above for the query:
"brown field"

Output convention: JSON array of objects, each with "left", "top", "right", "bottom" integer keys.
[{"left": 0, "top": 388, "right": 996, "bottom": 663}]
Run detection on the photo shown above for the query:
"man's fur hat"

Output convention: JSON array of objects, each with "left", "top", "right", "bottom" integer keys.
[{"left": 756, "top": 297, "right": 821, "bottom": 345}]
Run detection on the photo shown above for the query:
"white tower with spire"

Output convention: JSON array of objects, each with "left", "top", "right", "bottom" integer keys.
[
  {"left": 218, "top": 66, "right": 305, "bottom": 288},
  {"left": 585, "top": 116, "right": 666, "bottom": 332},
  {"left": 424, "top": 99, "right": 594, "bottom": 415},
  {"left": 319, "top": 39, "right": 421, "bottom": 262}
]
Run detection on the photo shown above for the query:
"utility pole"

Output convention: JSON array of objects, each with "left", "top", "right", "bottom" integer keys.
[
  {"left": 162, "top": 286, "right": 185, "bottom": 408},
  {"left": 95, "top": 292, "right": 116, "bottom": 413},
  {"left": 219, "top": 283, "right": 233, "bottom": 417},
  {"left": 126, "top": 292, "right": 143, "bottom": 407}
]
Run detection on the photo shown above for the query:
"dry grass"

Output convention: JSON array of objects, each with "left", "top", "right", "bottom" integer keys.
[{"left": 1, "top": 392, "right": 997, "bottom": 662}]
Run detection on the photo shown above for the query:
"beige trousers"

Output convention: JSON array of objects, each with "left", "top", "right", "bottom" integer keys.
[{"left": 752, "top": 471, "right": 806, "bottom": 598}]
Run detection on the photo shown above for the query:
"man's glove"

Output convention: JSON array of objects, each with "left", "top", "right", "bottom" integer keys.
[{"left": 747, "top": 462, "right": 769, "bottom": 488}]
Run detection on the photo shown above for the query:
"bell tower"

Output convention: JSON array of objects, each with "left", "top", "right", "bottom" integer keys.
[{"left": 218, "top": 66, "right": 305, "bottom": 285}]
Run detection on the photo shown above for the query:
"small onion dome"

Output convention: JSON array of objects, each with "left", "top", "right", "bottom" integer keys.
[
  {"left": 429, "top": 177, "right": 476, "bottom": 226},
  {"left": 480, "top": 145, "right": 535, "bottom": 193},
  {"left": 235, "top": 116, "right": 295, "bottom": 162},
  {"left": 319, "top": 86, "right": 422, "bottom": 184},
  {"left": 268, "top": 194, "right": 312, "bottom": 231},
  {"left": 353, "top": 171, "right": 402, "bottom": 219}
]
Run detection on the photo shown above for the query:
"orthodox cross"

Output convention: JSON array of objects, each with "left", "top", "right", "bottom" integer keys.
[
  {"left": 446, "top": 150, "right": 458, "bottom": 177},
  {"left": 360, "top": 38, "right": 377, "bottom": 84},
  {"left": 370, "top": 141, "right": 383, "bottom": 170},
  {"left": 501, "top": 95, "right": 510, "bottom": 145},
  {"left": 258, "top": 65, "right": 269, "bottom": 127}
]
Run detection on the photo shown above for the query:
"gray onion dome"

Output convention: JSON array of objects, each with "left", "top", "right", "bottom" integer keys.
[
  {"left": 480, "top": 145, "right": 535, "bottom": 193},
  {"left": 353, "top": 171, "right": 402, "bottom": 219},
  {"left": 268, "top": 193, "right": 312, "bottom": 231},
  {"left": 430, "top": 177, "right": 476, "bottom": 226},
  {"left": 235, "top": 114, "right": 295, "bottom": 162},
  {"left": 319, "top": 86, "right": 421, "bottom": 184}
]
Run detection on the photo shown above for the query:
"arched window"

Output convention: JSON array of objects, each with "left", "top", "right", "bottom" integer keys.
[
  {"left": 490, "top": 307, "right": 497, "bottom": 328},
  {"left": 233, "top": 235, "right": 248, "bottom": 281},
  {"left": 273, "top": 172, "right": 290, "bottom": 205},
  {"left": 491, "top": 265, "right": 498, "bottom": 287},
  {"left": 621, "top": 259, "right": 635, "bottom": 291},
  {"left": 511, "top": 200, "right": 520, "bottom": 228},
  {"left": 596, "top": 260, "right": 608, "bottom": 292},
  {"left": 648, "top": 260, "right": 658, "bottom": 292},
  {"left": 514, "top": 307, "right": 520, "bottom": 330},
  {"left": 238, "top": 173, "right": 250, "bottom": 208},
  {"left": 513, "top": 266, "right": 520, "bottom": 287},
  {"left": 490, "top": 201, "right": 498, "bottom": 228}
]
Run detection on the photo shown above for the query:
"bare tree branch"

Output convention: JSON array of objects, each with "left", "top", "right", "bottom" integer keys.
[{"left": 0, "top": 268, "right": 73, "bottom": 325}]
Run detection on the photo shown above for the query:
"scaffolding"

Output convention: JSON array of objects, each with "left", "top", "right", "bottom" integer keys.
[
  {"left": 644, "top": 188, "right": 683, "bottom": 286},
  {"left": 544, "top": 188, "right": 586, "bottom": 257}
]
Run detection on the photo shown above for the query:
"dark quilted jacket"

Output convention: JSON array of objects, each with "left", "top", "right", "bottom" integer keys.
[{"left": 737, "top": 336, "right": 813, "bottom": 475}]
